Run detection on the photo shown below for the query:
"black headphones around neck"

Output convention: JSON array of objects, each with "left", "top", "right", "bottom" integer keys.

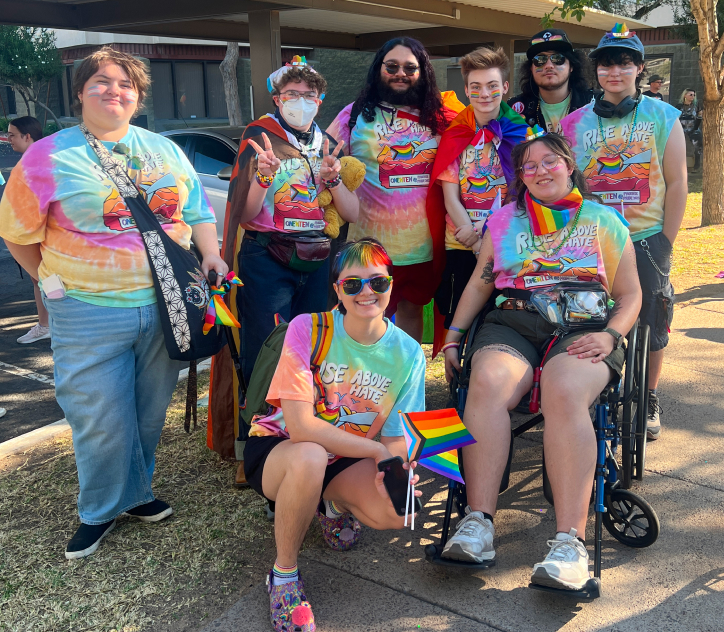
[{"left": 593, "top": 91, "right": 641, "bottom": 118}]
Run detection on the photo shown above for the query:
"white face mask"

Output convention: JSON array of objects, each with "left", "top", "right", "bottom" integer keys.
[{"left": 281, "top": 98, "right": 318, "bottom": 128}]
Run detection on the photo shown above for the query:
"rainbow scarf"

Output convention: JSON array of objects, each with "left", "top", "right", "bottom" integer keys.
[
  {"left": 203, "top": 272, "right": 243, "bottom": 333},
  {"left": 525, "top": 187, "right": 584, "bottom": 236}
]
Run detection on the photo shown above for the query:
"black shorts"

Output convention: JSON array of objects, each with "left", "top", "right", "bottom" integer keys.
[
  {"left": 435, "top": 249, "right": 478, "bottom": 328},
  {"left": 467, "top": 309, "right": 625, "bottom": 378},
  {"left": 243, "top": 435, "right": 363, "bottom": 509},
  {"left": 633, "top": 232, "right": 675, "bottom": 352}
]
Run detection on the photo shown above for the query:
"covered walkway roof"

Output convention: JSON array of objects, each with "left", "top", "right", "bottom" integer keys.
[
  {"left": 2, "top": 0, "right": 648, "bottom": 52},
  {"left": 1, "top": 0, "right": 648, "bottom": 117}
]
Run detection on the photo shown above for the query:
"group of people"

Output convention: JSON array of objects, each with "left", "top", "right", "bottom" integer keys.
[{"left": 0, "top": 22, "right": 688, "bottom": 632}]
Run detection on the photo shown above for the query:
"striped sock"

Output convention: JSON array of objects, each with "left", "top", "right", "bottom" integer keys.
[
  {"left": 324, "top": 499, "right": 344, "bottom": 519},
  {"left": 272, "top": 561, "right": 298, "bottom": 586}
]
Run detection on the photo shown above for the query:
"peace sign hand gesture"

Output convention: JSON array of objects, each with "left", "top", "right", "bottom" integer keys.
[
  {"left": 248, "top": 132, "right": 281, "bottom": 177},
  {"left": 319, "top": 139, "right": 345, "bottom": 183}
]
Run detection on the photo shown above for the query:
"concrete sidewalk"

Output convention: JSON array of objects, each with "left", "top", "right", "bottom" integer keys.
[{"left": 201, "top": 283, "right": 724, "bottom": 632}]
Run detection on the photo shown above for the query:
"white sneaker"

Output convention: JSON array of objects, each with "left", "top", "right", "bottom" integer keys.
[
  {"left": 17, "top": 324, "right": 50, "bottom": 344},
  {"left": 441, "top": 505, "right": 495, "bottom": 563},
  {"left": 531, "top": 529, "right": 591, "bottom": 590}
]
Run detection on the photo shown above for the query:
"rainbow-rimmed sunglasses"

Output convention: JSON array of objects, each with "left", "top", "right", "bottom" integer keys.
[{"left": 336, "top": 275, "right": 393, "bottom": 296}]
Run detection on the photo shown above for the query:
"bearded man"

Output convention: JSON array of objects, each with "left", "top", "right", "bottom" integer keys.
[{"left": 328, "top": 37, "right": 462, "bottom": 341}]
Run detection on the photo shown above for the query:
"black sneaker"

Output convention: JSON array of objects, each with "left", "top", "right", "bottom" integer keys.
[
  {"left": 124, "top": 499, "right": 173, "bottom": 523},
  {"left": 646, "top": 391, "right": 662, "bottom": 441},
  {"left": 65, "top": 520, "right": 116, "bottom": 560}
]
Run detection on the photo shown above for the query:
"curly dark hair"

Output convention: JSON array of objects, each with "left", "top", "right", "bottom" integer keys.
[
  {"left": 270, "top": 66, "right": 327, "bottom": 98},
  {"left": 517, "top": 49, "right": 592, "bottom": 101},
  {"left": 348, "top": 37, "right": 446, "bottom": 136},
  {"left": 510, "top": 133, "right": 598, "bottom": 209}
]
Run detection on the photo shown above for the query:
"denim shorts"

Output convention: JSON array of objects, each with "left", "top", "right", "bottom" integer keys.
[{"left": 633, "top": 232, "right": 675, "bottom": 352}]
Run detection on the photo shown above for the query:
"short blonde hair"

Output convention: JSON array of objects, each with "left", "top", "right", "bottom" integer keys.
[
  {"left": 72, "top": 46, "right": 150, "bottom": 116},
  {"left": 459, "top": 46, "right": 510, "bottom": 85}
]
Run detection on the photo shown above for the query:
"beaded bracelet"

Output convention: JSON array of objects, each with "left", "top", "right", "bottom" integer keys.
[
  {"left": 448, "top": 325, "right": 467, "bottom": 334},
  {"left": 441, "top": 342, "right": 460, "bottom": 353},
  {"left": 255, "top": 171, "right": 274, "bottom": 188},
  {"left": 324, "top": 175, "right": 342, "bottom": 189}
]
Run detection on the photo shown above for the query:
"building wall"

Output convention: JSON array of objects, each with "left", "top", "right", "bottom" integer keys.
[{"left": 644, "top": 43, "right": 703, "bottom": 106}]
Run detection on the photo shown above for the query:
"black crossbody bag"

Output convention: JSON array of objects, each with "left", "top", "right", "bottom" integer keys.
[{"left": 81, "top": 124, "right": 226, "bottom": 361}]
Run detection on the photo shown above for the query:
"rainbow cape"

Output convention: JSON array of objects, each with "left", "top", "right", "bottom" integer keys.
[
  {"left": 428, "top": 101, "right": 527, "bottom": 357},
  {"left": 419, "top": 449, "right": 464, "bottom": 484},
  {"left": 203, "top": 272, "right": 243, "bottom": 334},
  {"left": 401, "top": 408, "right": 476, "bottom": 463},
  {"left": 524, "top": 187, "right": 584, "bottom": 236}
]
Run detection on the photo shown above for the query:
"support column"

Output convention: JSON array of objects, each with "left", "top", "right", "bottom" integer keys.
[
  {"left": 493, "top": 37, "right": 516, "bottom": 67},
  {"left": 249, "top": 10, "right": 282, "bottom": 120}
]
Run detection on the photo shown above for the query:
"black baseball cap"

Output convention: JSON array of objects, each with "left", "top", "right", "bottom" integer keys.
[{"left": 527, "top": 29, "right": 574, "bottom": 60}]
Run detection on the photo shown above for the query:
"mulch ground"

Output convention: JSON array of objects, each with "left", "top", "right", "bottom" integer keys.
[{"left": 0, "top": 183, "right": 718, "bottom": 632}]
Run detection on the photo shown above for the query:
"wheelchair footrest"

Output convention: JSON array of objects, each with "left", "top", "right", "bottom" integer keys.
[
  {"left": 528, "top": 577, "right": 601, "bottom": 600},
  {"left": 424, "top": 544, "right": 496, "bottom": 569}
]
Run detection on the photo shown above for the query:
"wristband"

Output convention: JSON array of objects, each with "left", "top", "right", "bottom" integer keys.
[
  {"left": 324, "top": 174, "right": 342, "bottom": 189},
  {"left": 441, "top": 342, "right": 460, "bottom": 352},
  {"left": 448, "top": 326, "right": 467, "bottom": 334},
  {"left": 255, "top": 171, "right": 274, "bottom": 188}
]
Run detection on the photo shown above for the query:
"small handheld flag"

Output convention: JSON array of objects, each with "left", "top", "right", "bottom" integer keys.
[{"left": 399, "top": 409, "right": 476, "bottom": 529}]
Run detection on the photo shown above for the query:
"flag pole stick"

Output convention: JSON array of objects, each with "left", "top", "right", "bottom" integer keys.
[{"left": 410, "top": 465, "right": 415, "bottom": 531}]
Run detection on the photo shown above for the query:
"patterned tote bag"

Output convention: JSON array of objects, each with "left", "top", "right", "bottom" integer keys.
[{"left": 81, "top": 124, "right": 226, "bottom": 361}]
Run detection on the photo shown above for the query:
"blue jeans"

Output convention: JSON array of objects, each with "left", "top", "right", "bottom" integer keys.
[
  {"left": 44, "top": 295, "right": 182, "bottom": 524},
  {"left": 238, "top": 236, "right": 330, "bottom": 383}
]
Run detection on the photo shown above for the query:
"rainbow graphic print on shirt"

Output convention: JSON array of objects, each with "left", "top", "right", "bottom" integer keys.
[
  {"left": 266, "top": 154, "right": 326, "bottom": 233},
  {"left": 487, "top": 200, "right": 630, "bottom": 292},
  {"left": 561, "top": 96, "right": 680, "bottom": 239},
  {"left": 326, "top": 103, "right": 441, "bottom": 265}
]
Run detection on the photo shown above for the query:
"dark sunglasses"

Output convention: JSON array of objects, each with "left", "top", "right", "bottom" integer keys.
[
  {"left": 532, "top": 53, "right": 567, "bottom": 67},
  {"left": 382, "top": 62, "right": 420, "bottom": 76},
  {"left": 336, "top": 275, "right": 393, "bottom": 296}
]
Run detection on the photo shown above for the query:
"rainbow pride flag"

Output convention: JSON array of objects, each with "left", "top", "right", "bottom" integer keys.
[
  {"left": 291, "top": 184, "right": 316, "bottom": 203},
  {"left": 203, "top": 272, "right": 242, "bottom": 334},
  {"left": 598, "top": 155, "right": 623, "bottom": 175},
  {"left": 525, "top": 187, "right": 583, "bottom": 236},
  {"left": 391, "top": 143, "right": 415, "bottom": 159},
  {"left": 401, "top": 408, "right": 476, "bottom": 462},
  {"left": 419, "top": 449, "right": 464, "bottom": 484}
]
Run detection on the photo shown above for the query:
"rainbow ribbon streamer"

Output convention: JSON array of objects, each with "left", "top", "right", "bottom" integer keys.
[{"left": 203, "top": 272, "right": 243, "bottom": 334}]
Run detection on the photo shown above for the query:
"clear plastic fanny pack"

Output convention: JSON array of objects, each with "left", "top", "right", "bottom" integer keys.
[{"left": 529, "top": 281, "right": 610, "bottom": 330}]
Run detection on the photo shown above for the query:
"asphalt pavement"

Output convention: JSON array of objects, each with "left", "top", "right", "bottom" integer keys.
[{"left": 0, "top": 240, "right": 62, "bottom": 442}]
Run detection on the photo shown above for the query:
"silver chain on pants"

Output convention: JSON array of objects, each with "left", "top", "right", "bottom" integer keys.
[{"left": 639, "top": 239, "right": 670, "bottom": 277}]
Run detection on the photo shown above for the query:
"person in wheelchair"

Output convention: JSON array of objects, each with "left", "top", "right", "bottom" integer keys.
[{"left": 441, "top": 130, "right": 642, "bottom": 591}]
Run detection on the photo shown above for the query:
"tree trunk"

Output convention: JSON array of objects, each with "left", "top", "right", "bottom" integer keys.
[
  {"left": 220, "top": 42, "right": 243, "bottom": 126},
  {"left": 701, "top": 99, "right": 724, "bottom": 225},
  {"left": 31, "top": 97, "right": 63, "bottom": 132}
]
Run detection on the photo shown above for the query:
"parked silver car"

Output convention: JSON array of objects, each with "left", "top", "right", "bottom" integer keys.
[{"left": 160, "top": 126, "right": 244, "bottom": 244}]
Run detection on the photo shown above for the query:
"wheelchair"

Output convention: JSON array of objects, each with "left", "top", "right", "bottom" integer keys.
[{"left": 424, "top": 311, "right": 660, "bottom": 600}]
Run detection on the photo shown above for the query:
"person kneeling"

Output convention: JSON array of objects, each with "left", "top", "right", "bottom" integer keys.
[
  {"left": 243, "top": 238, "right": 426, "bottom": 631},
  {"left": 441, "top": 132, "right": 641, "bottom": 591}
]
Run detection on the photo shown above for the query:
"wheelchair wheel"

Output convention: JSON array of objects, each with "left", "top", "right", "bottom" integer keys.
[
  {"left": 634, "top": 325, "right": 650, "bottom": 481},
  {"left": 602, "top": 489, "right": 659, "bottom": 548},
  {"left": 621, "top": 323, "right": 638, "bottom": 489}
]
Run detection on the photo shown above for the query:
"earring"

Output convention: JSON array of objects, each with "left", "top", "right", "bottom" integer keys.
[{"left": 567, "top": 177, "right": 574, "bottom": 190}]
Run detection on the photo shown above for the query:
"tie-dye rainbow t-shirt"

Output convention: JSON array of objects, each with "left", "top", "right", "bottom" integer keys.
[
  {"left": 437, "top": 140, "right": 507, "bottom": 251},
  {"left": 487, "top": 199, "right": 630, "bottom": 292},
  {"left": 561, "top": 96, "right": 680, "bottom": 240},
  {"left": 0, "top": 125, "right": 215, "bottom": 307},
  {"left": 327, "top": 104, "right": 438, "bottom": 266},
  {"left": 251, "top": 310, "right": 426, "bottom": 462}
]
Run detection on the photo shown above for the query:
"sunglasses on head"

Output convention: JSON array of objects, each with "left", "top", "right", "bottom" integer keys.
[
  {"left": 532, "top": 53, "right": 567, "bottom": 67},
  {"left": 382, "top": 62, "right": 420, "bottom": 76},
  {"left": 336, "top": 275, "right": 393, "bottom": 296}
]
